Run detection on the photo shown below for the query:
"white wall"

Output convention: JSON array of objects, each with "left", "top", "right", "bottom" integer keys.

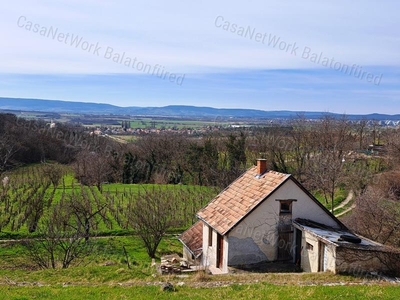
[
  {"left": 299, "top": 231, "right": 336, "bottom": 273},
  {"left": 284, "top": 180, "right": 340, "bottom": 228},
  {"left": 182, "top": 246, "right": 202, "bottom": 266},
  {"left": 301, "top": 231, "right": 320, "bottom": 272},
  {"left": 228, "top": 178, "right": 341, "bottom": 266},
  {"left": 201, "top": 222, "right": 229, "bottom": 273},
  {"left": 222, "top": 235, "right": 229, "bottom": 273},
  {"left": 202, "top": 222, "right": 215, "bottom": 267}
]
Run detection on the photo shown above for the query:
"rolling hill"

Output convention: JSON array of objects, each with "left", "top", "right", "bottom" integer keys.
[{"left": 1, "top": 97, "right": 399, "bottom": 120}]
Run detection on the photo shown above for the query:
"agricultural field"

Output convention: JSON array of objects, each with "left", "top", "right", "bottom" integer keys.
[
  {"left": 12, "top": 110, "right": 232, "bottom": 129},
  {"left": 0, "top": 164, "right": 218, "bottom": 238},
  {"left": 128, "top": 118, "right": 217, "bottom": 130}
]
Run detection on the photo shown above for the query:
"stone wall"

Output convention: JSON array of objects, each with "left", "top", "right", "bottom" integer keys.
[{"left": 335, "top": 247, "right": 389, "bottom": 275}]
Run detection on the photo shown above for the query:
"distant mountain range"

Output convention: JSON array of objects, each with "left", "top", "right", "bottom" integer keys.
[{"left": 1, "top": 97, "right": 400, "bottom": 120}]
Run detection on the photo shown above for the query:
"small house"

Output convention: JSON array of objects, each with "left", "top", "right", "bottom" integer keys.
[{"left": 179, "top": 159, "right": 391, "bottom": 274}]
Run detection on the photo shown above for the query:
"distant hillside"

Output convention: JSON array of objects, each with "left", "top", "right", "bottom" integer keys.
[
  {"left": 0, "top": 97, "right": 123, "bottom": 114},
  {"left": 1, "top": 97, "right": 400, "bottom": 120}
]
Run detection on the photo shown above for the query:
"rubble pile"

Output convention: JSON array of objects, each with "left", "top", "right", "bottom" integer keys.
[{"left": 159, "top": 254, "right": 191, "bottom": 274}]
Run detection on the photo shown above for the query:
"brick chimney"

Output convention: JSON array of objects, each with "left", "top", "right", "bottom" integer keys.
[{"left": 257, "top": 159, "right": 267, "bottom": 175}]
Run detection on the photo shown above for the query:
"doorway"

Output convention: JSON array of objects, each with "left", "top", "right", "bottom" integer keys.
[
  {"left": 319, "top": 242, "right": 328, "bottom": 272},
  {"left": 295, "top": 229, "right": 302, "bottom": 266},
  {"left": 216, "top": 234, "right": 223, "bottom": 269}
]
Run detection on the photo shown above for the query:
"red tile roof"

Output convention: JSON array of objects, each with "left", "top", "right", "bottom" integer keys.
[
  {"left": 178, "top": 220, "right": 203, "bottom": 258},
  {"left": 197, "top": 167, "right": 290, "bottom": 235}
]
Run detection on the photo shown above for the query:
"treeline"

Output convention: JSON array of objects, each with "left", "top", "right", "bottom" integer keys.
[
  {"left": 2, "top": 113, "right": 400, "bottom": 197},
  {"left": 0, "top": 113, "right": 120, "bottom": 169}
]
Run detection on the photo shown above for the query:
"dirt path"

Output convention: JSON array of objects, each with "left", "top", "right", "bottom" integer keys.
[
  {"left": 334, "top": 190, "right": 354, "bottom": 211},
  {"left": 335, "top": 204, "right": 356, "bottom": 218}
]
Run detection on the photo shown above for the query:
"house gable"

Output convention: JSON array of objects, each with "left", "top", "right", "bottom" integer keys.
[{"left": 227, "top": 178, "right": 344, "bottom": 265}]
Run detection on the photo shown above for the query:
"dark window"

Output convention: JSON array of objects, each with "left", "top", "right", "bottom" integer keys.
[
  {"left": 279, "top": 200, "right": 293, "bottom": 214},
  {"left": 281, "top": 202, "right": 291, "bottom": 213},
  {"left": 306, "top": 242, "right": 314, "bottom": 251},
  {"left": 208, "top": 227, "right": 213, "bottom": 247}
]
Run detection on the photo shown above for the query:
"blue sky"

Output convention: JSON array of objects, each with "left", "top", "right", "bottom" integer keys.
[{"left": 1, "top": 0, "right": 399, "bottom": 114}]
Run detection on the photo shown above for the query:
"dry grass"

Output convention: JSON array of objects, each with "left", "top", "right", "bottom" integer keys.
[{"left": 192, "top": 270, "right": 212, "bottom": 282}]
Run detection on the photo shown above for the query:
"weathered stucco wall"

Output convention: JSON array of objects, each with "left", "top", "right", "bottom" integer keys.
[
  {"left": 222, "top": 235, "right": 229, "bottom": 273},
  {"left": 202, "top": 223, "right": 215, "bottom": 267},
  {"left": 182, "top": 246, "right": 201, "bottom": 265},
  {"left": 300, "top": 231, "right": 336, "bottom": 273},
  {"left": 301, "top": 231, "right": 319, "bottom": 272},
  {"left": 227, "top": 179, "right": 341, "bottom": 267},
  {"left": 182, "top": 246, "right": 192, "bottom": 262},
  {"left": 201, "top": 223, "right": 229, "bottom": 273},
  {"left": 228, "top": 194, "right": 278, "bottom": 265},
  {"left": 285, "top": 180, "right": 340, "bottom": 228}
]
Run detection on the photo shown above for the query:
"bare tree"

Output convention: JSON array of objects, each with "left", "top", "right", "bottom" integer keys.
[
  {"left": 42, "top": 163, "right": 65, "bottom": 190},
  {"left": 23, "top": 200, "right": 96, "bottom": 269},
  {"left": 73, "top": 151, "right": 115, "bottom": 192},
  {"left": 0, "top": 134, "right": 19, "bottom": 173},
  {"left": 124, "top": 186, "right": 179, "bottom": 258},
  {"left": 288, "top": 117, "right": 314, "bottom": 182},
  {"left": 135, "top": 135, "right": 188, "bottom": 184},
  {"left": 67, "top": 186, "right": 109, "bottom": 241},
  {"left": 385, "top": 128, "right": 400, "bottom": 168},
  {"left": 0, "top": 175, "right": 15, "bottom": 232},
  {"left": 185, "top": 138, "right": 219, "bottom": 186},
  {"left": 355, "top": 118, "right": 368, "bottom": 150},
  {"left": 307, "top": 116, "right": 353, "bottom": 212},
  {"left": 0, "top": 114, "right": 20, "bottom": 173},
  {"left": 343, "top": 186, "right": 400, "bottom": 247}
]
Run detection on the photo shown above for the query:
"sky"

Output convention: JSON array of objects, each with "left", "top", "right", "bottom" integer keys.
[{"left": 0, "top": 0, "right": 399, "bottom": 114}]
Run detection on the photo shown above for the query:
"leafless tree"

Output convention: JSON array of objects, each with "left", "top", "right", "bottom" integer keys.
[
  {"left": 73, "top": 150, "right": 115, "bottom": 192},
  {"left": 351, "top": 118, "right": 369, "bottom": 151},
  {"left": 0, "top": 114, "right": 20, "bottom": 173},
  {"left": 385, "top": 128, "right": 400, "bottom": 168},
  {"left": 135, "top": 135, "right": 188, "bottom": 184},
  {"left": 307, "top": 116, "right": 353, "bottom": 212},
  {"left": 0, "top": 175, "right": 14, "bottom": 232},
  {"left": 42, "top": 163, "right": 65, "bottom": 190},
  {"left": 22, "top": 200, "right": 96, "bottom": 269},
  {"left": 123, "top": 186, "right": 180, "bottom": 258},
  {"left": 67, "top": 186, "right": 109, "bottom": 241},
  {"left": 0, "top": 134, "right": 19, "bottom": 174},
  {"left": 343, "top": 186, "right": 400, "bottom": 247},
  {"left": 185, "top": 137, "right": 219, "bottom": 186}
]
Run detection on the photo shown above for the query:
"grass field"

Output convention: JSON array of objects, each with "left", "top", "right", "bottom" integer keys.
[
  {"left": 1, "top": 283, "right": 399, "bottom": 300},
  {"left": 1, "top": 234, "right": 399, "bottom": 300},
  {"left": 1, "top": 232, "right": 399, "bottom": 299},
  {"left": 313, "top": 187, "right": 348, "bottom": 212},
  {"left": 129, "top": 118, "right": 218, "bottom": 129}
]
